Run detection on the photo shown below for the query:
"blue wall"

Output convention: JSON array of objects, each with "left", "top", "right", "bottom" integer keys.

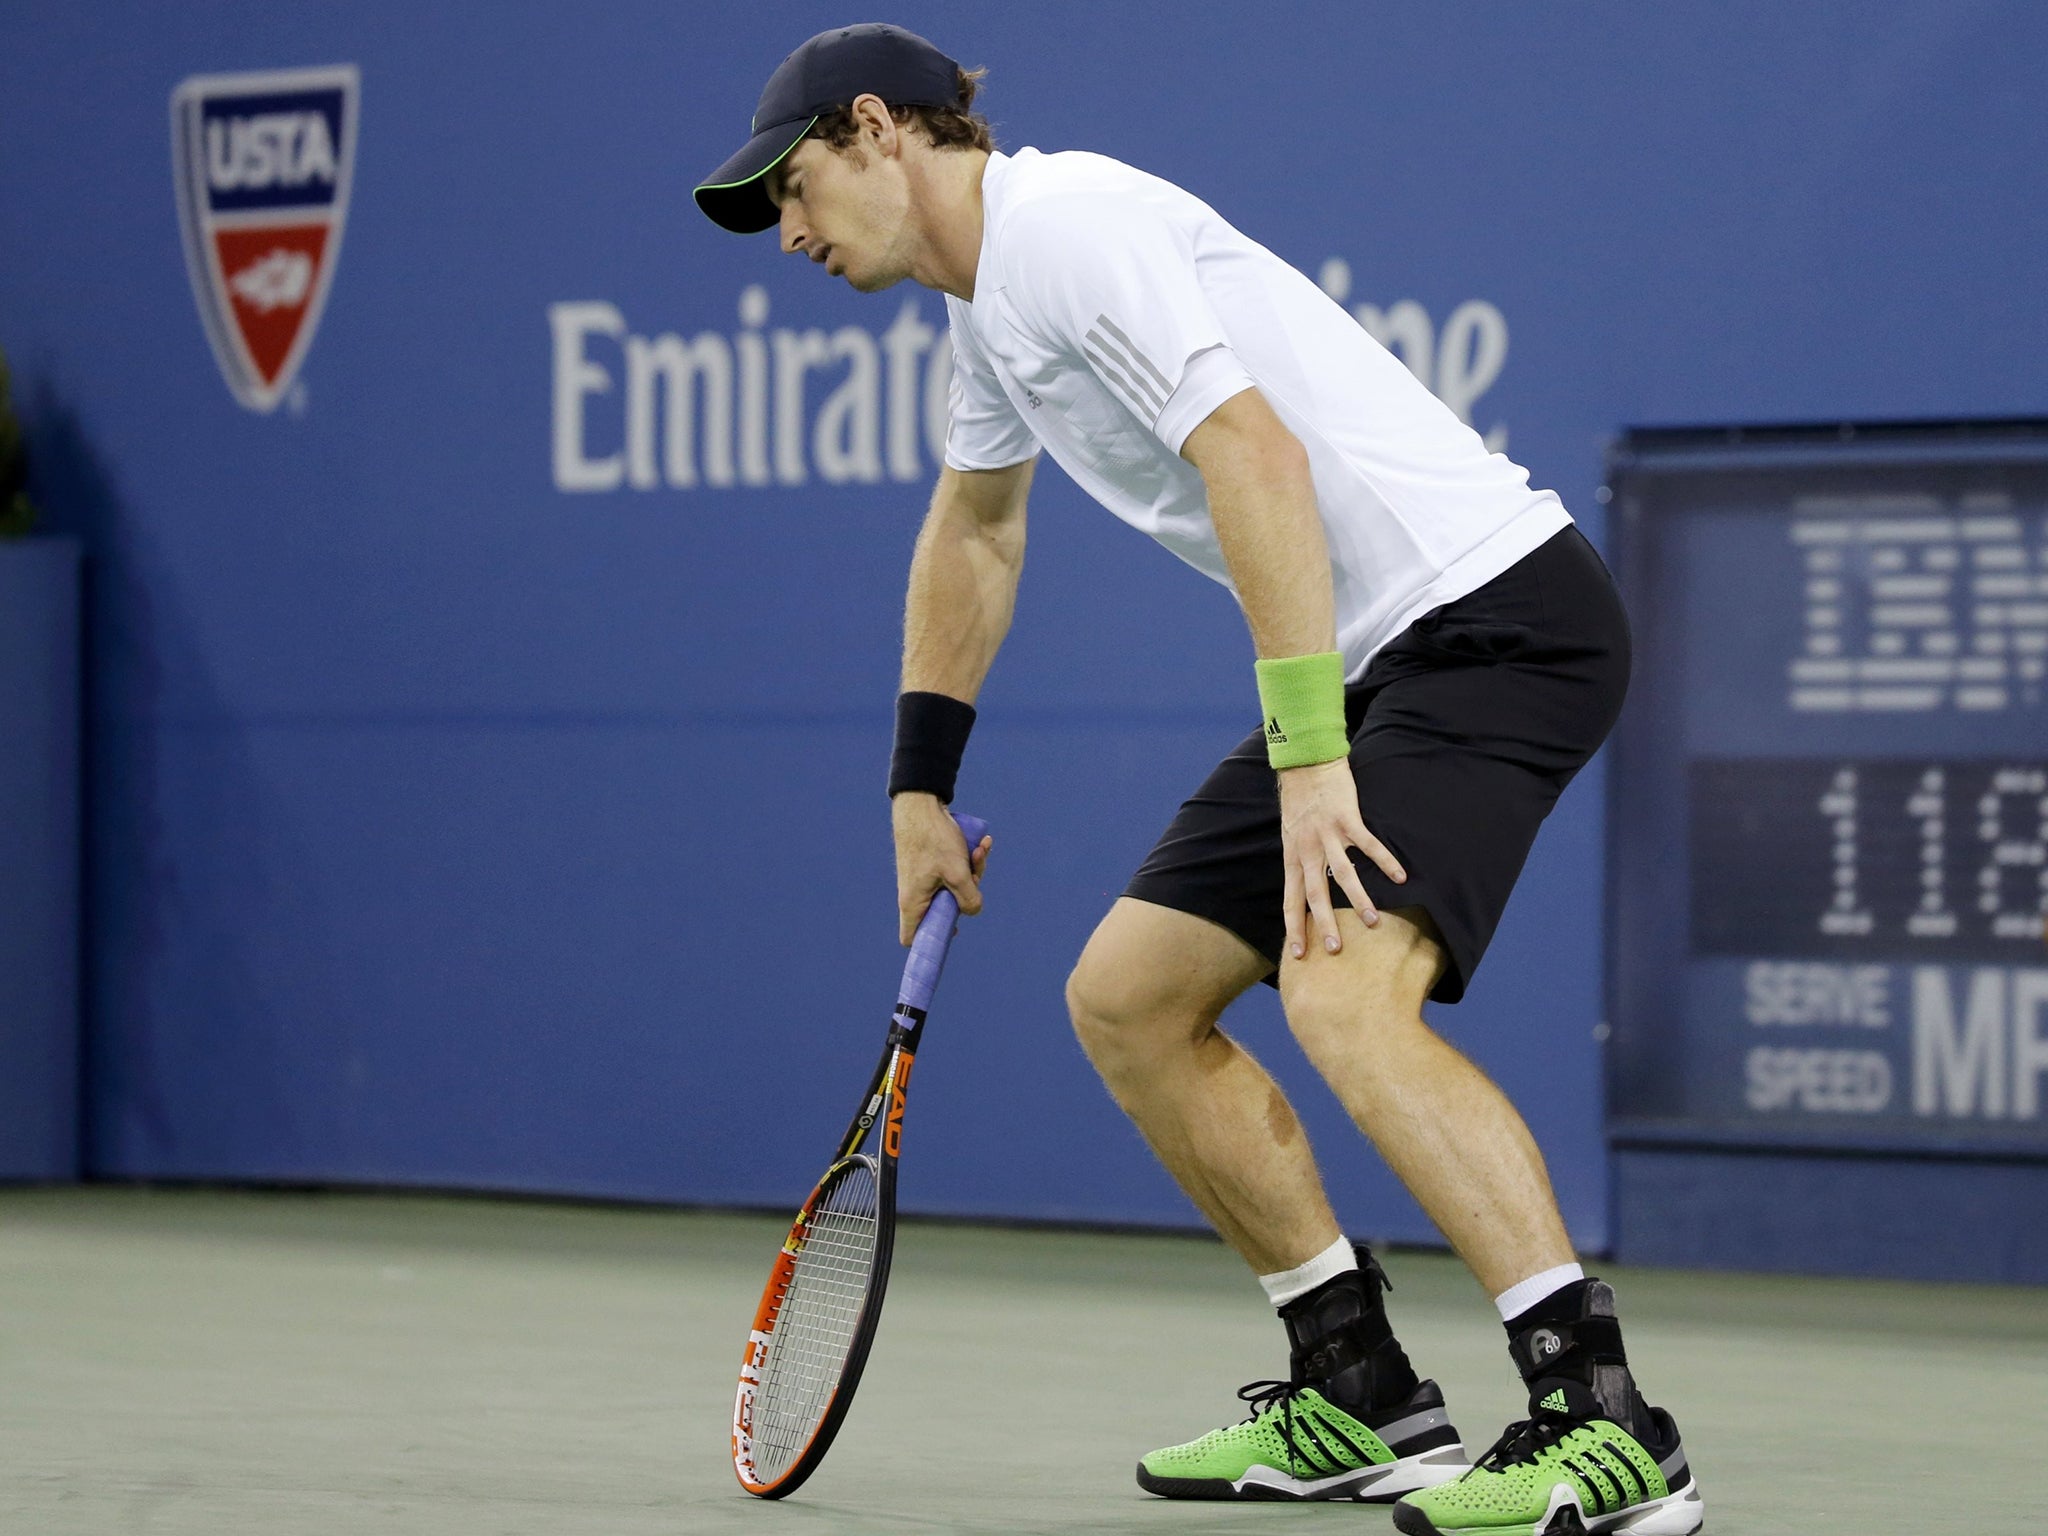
[
  {"left": 3, "top": 2, "right": 2043, "bottom": 1250},
  {"left": 0, "top": 542, "right": 81, "bottom": 1177}
]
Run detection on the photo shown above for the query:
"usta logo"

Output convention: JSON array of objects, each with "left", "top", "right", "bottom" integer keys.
[
  {"left": 171, "top": 64, "right": 358, "bottom": 413},
  {"left": 206, "top": 112, "right": 339, "bottom": 191}
]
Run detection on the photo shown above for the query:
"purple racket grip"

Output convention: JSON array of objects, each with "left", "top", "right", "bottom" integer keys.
[{"left": 896, "top": 812, "right": 988, "bottom": 1013}]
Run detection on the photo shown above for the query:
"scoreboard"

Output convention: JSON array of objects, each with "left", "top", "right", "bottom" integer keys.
[{"left": 1606, "top": 423, "right": 2048, "bottom": 1159}]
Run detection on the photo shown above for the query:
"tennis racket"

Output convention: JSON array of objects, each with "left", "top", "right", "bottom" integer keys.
[{"left": 731, "top": 810, "right": 988, "bottom": 1498}]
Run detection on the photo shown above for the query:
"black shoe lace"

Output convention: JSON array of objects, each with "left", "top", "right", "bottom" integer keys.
[
  {"left": 1238, "top": 1378, "right": 1301, "bottom": 1420},
  {"left": 1476, "top": 1414, "right": 1577, "bottom": 1473},
  {"left": 1236, "top": 1378, "right": 1313, "bottom": 1474}
]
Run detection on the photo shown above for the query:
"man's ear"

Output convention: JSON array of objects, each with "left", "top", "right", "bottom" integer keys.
[{"left": 851, "top": 93, "right": 900, "bottom": 156}]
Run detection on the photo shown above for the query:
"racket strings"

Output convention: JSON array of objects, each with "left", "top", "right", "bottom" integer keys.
[{"left": 751, "top": 1161, "right": 882, "bottom": 1481}]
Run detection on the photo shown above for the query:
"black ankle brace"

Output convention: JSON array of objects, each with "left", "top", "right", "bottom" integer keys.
[
  {"left": 1278, "top": 1245, "right": 1419, "bottom": 1415},
  {"left": 1504, "top": 1277, "right": 1646, "bottom": 1430}
]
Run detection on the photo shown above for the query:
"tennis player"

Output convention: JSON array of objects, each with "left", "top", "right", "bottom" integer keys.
[{"left": 696, "top": 25, "right": 1702, "bottom": 1534}]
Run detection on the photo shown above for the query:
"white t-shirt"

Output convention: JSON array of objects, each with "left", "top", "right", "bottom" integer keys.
[{"left": 943, "top": 148, "right": 1572, "bottom": 681}]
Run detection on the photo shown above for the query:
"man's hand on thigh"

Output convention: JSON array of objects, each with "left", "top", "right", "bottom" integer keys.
[{"left": 1277, "top": 760, "right": 1408, "bottom": 961}]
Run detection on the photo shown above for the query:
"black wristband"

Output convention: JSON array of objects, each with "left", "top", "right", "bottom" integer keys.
[{"left": 888, "top": 691, "right": 977, "bottom": 802}]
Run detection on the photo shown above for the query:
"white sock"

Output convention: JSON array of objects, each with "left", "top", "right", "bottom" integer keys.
[
  {"left": 1258, "top": 1235, "right": 1356, "bottom": 1308},
  {"left": 1493, "top": 1262, "right": 1585, "bottom": 1323}
]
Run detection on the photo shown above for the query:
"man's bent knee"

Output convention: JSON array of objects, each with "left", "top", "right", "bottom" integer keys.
[
  {"left": 1064, "top": 947, "right": 1194, "bottom": 1059},
  {"left": 1066, "top": 898, "right": 1267, "bottom": 1065},
  {"left": 1066, "top": 958, "right": 1183, "bottom": 1091}
]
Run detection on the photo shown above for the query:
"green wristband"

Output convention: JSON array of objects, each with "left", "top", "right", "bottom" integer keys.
[{"left": 1254, "top": 651, "right": 1348, "bottom": 769}]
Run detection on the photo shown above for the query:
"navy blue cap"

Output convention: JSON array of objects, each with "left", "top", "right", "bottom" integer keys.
[{"left": 694, "top": 23, "right": 962, "bottom": 234}]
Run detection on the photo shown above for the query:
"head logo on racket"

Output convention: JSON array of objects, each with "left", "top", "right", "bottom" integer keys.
[{"left": 882, "top": 1054, "right": 913, "bottom": 1158}]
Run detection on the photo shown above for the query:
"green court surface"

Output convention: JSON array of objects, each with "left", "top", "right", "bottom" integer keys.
[{"left": 2, "top": 1189, "right": 2042, "bottom": 1534}]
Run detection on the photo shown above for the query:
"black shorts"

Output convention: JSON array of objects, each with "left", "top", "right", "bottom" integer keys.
[{"left": 1123, "top": 525, "right": 1631, "bottom": 1003}]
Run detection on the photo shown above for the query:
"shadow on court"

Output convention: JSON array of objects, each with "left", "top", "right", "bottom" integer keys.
[{"left": 2, "top": 1188, "right": 2040, "bottom": 1533}]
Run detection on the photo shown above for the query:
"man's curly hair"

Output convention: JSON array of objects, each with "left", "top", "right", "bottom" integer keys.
[{"left": 807, "top": 65, "right": 994, "bottom": 156}]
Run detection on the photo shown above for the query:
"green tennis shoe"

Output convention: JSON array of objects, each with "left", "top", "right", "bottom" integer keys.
[
  {"left": 1137, "top": 1376, "right": 1469, "bottom": 1502},
  {"left": 1391, "top": 1382, "right": 1703, "bottom": 1535}
]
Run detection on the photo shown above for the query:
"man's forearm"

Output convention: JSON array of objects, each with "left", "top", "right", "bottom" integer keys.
[
  {"left": 1181, "top": 391, "right": 1336, "bottom": 661},
  {"left": 901, "top": 480, "right": 1027, "bottom": 701}
]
